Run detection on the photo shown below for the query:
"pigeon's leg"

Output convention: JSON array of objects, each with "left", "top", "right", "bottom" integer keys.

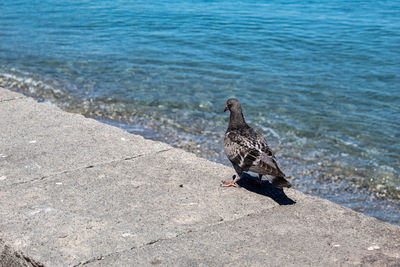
[
  {"left": 222, "top": 176, "right": 241, "bottom": 187},
  {"left": 248, "top": 174, "right": 263, "bottom": 186},
  {"left": 257, "top": 174, "right": 263, "bottom": 185},
  {"left": 222, "top": 164, "right": 242, "bottom": 187}
]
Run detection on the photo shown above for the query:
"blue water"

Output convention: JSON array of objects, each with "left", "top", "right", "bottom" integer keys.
[{"left": 1, "top": 0, "right": 399, "bottom": 224}]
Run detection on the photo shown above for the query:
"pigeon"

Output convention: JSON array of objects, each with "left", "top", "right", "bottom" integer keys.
[{"left": 222, "top": 98, "right": 291, "bottom": 188}]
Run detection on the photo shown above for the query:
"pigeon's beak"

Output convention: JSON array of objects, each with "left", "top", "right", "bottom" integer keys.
[{"left": 224, "top": 105, "right": 228, "bottom": 112}]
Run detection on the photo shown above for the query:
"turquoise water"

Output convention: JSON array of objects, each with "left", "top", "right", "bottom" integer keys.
[{"left": 1, "top": 0, "right": 399, "bottom": 224}]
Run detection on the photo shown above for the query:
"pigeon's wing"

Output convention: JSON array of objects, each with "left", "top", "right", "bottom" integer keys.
[{"left": 224, "top": 128, "right": 285, "bottom": 177}]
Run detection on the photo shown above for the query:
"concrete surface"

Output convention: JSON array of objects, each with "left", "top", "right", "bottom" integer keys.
[{"left": 0, "top": 87, "right": 399, "bottom": 266}]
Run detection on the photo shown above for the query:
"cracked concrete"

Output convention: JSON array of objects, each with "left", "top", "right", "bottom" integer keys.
[
  {"left": 0, "top": 97, "right": 24, "bottom": 103},
  {"left": 0, "top": 96, "right": 170, "bottom": 187},
  {"left": 0, "top": 88, "right": 26, "bottom": 103},
  {"left": 1, "top": 87, "right": 400, "bottom": 266},
  {"left": 72, "top": 229, "right": 194, "bottom": 266},
  {"left": 7, "top": 148, "right": 173, "bottom": 187}
]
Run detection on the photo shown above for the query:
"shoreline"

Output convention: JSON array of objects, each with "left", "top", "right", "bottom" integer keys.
[{"left": 1, "top": 86, "right": 400, "bottom": 266}]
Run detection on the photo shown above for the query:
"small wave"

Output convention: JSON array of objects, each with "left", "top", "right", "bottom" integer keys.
[
  {"left": 0, "top": 70, "right": 71, "bottom": 102},
  {"left": 260, "top": 125, "right": 281, "bottom": 139}
]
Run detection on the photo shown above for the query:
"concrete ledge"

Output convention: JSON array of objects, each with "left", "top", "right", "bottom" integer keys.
[{"left": 1, "top": 87, "right": 399, "bottom": 266}]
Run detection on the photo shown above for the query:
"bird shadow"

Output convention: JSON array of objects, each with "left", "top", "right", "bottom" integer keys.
[{"left": 236, "top": 173, "right": 296, "bottom": 206}]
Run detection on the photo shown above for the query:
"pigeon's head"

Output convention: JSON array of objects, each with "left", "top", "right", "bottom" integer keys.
[{"left": 224, "top": 98, "right": 241, "bottom": 113}]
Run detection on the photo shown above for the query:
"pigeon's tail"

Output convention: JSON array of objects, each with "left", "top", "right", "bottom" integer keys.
[{"left": 271, "top": 176, "right": 291, "bottom": 188}]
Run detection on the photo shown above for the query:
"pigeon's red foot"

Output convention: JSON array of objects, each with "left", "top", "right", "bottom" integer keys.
[{"left": 221, "top": 181, "right": 240, "bottom": 187}]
